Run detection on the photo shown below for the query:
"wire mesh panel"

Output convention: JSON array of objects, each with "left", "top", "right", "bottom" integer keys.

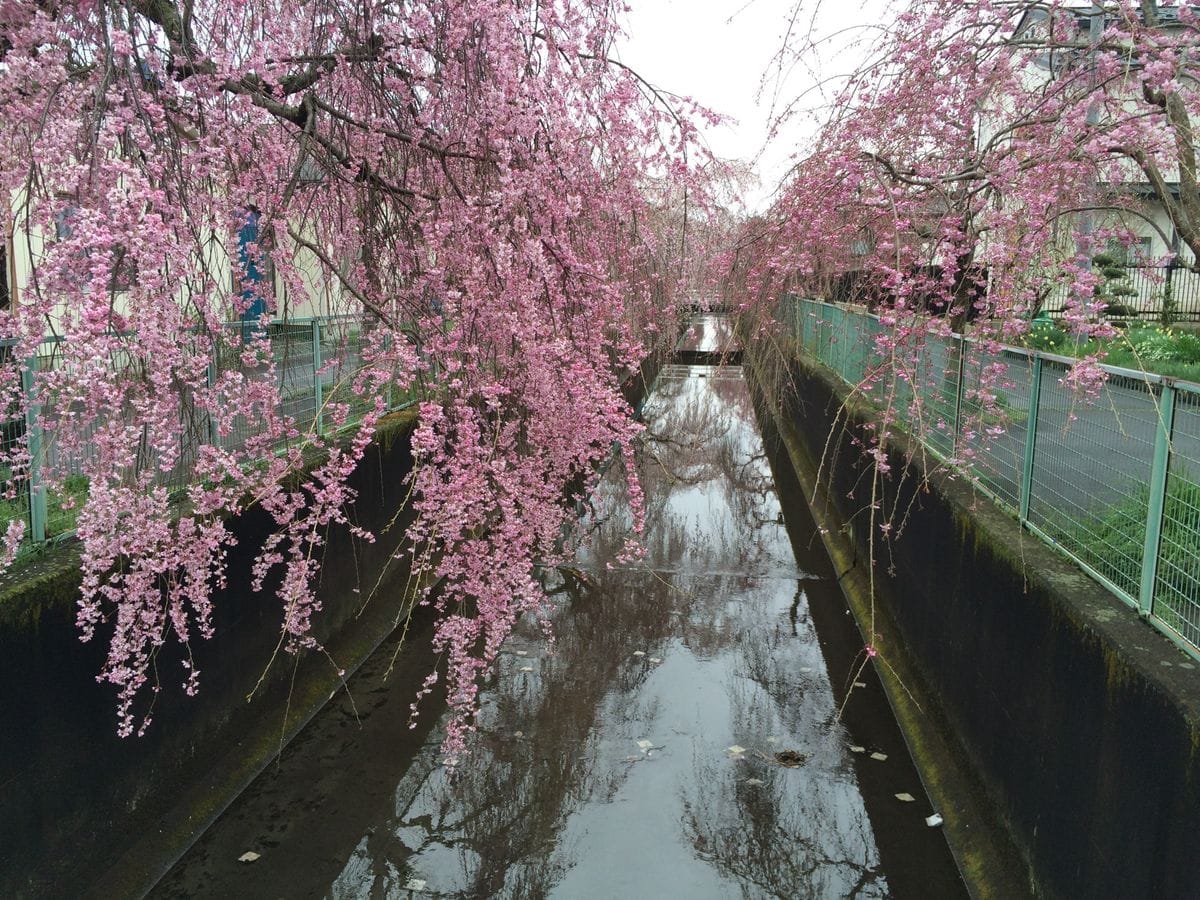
[
  {"left": 31, "top": 339, "right": 97, "bottom": 540},
  {"left": 801, "top": 300, "right": 818, "bottom": 349},
  {"left": 888, "top": 345, "right": 917, "bottom": 434},
  {"left": 0, "top": 342, "right": 31, "bottom": 542},
  {"left": 829, "top": 305, "right": 865, "bottom": 383},
  {"left": 320, "top": 315, "right": 373, "bottom": 428},
  {"left": 271, "top": 320, "right": 319, "bottom": 436},
  {"left": 813, "top": 303, "right": 835, "bottom": 373},
  {"left": 1026, "top": 361, "right": 1159, "bottom": 601},
  {"left": 823, "top": 304, "right": 845, "bottom": 377},
  {"left": 161, "top": 381, "right": 209, "bottom": 497},
  {"left": 1154, "top": 388, "right": 1200, "bottom": 646},
  {"left": 825, "top": 304, "right": 842, "bottom": 375},
  {"left": 843, "top": 309, "right": 872, "bottom": 385},
  {"left": 957, "top": 346, "right": 1034, "bottom": 510},
  {"left": 0, "top": 314, "right": 411, "bottom": 552},
  {"left": 799, "top": 299, "right": 880, "bottom": 389},
  {"left": 907, "top": 333, "right": 960, "bottom": 459},
  {"left": 212, "top": 323, "right": 271, "bottom": 454}
]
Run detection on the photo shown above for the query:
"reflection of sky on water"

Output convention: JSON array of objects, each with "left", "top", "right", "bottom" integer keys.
[
  {"left": 677, "top": 315, "right": 739, "bottom": 354},
  {"left": 323, "top": 361, "right": 890, "bottom": 899}
]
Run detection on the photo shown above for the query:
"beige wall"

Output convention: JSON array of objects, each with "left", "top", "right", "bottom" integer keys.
[{"left": 4, "top": 191, "right": 356, "bottom": 332}]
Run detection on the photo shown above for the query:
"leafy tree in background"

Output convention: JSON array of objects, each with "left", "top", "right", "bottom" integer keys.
[{"left": 0, "top": 0, "right": 714, "bottom": 750}]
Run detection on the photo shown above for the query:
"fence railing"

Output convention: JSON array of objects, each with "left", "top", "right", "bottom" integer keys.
[
  {"left": 780, "top": 296, "right": 1200, "bottom": 661},
  {"left": 1043, "top": 264, "right": 1200, "bottom": 322},
  {"left": 2, "top": 314, "right": 416, "bottom": 554}
]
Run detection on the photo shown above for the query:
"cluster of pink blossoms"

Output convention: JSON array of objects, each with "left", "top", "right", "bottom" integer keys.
[{"left": 0, "top": 0, "right": 716, "bottom": 747}]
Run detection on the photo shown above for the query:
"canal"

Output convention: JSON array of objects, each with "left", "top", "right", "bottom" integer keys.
[{"left": 151, "top": 318, "right": 965, "bottom": 899}]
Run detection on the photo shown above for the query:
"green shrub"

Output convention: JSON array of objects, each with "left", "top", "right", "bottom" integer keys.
[
  {"left": 1170, "top": 332, "right": 1200, "bottom": 364},
  {"left": 1026, "top": 319, "right": 1068, "bottom": 352},
  {"left": 1093, "top": 251, "right": 1138, "bottom": 310},
  {"left": 1119, "top": 326, "right": 1200, "bottom": 365}
]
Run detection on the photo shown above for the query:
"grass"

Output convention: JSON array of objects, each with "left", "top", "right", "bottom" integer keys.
[
  {"left": 1054, "top": 472, "right": 1200, "bottom": 640},
  {"left": 0, "top": 473, "right": 90, "bottom": 562},
  {"left": 1024, "top": 321, "right": 1200, "bottom": 383}
]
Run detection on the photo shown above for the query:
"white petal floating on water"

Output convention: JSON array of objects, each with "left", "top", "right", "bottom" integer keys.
[
  {"left": 926, "top": 813, "right": 944, "bottom": 828},
  {"left": 404, "top": 878, "right": 427, "bottom": 892},
  {"left": 515, "top": 650, "right": 528, "bottom": 657},
  {"left": 238, "top": 851, "right": 261, "bottom": 863},
  {"left": 519, "top": 666, "right": 534, "bottom": 673},
  {"left": 648, "top": 657, "right": 663, "bottom": 664},
  {"left": 870, "top": 752, "right": 889, "bottom": 762},
  {"left": 895, "top": 792, "right": 916, "bottom": 803},
  {"left": 745, "top": 778, "right": 765, "bottom": 786},
  {"left": 633, "top": 650, "right": 646, "bottom": 657},
  {"left": 726, "top": 745, "right": 747, "bottom": 756},
  {"left": 849, "top": 745, "right": 866, "bottom": 754},
  {"left": 854, "top": 681, "right": 868, "bottom": 688},
  {"left": 800, "top": 666, "right": 814, "bottom": 673},
  {"left": 765, "top": 736, "right": 779, "bottom": 744},
  {"left": 513, "top": 731, "right": 524, "bottom": 739},
  {"left": 636, "top": 739, "right": 654, "bottom": 751}
]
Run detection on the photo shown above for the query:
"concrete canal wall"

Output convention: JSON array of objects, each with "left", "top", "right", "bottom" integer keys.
[
  {"left": 0, "top": 410, "right": 421, "bottom": 899},
  {"left": 747, "top": 336, "right": 1200, "bottom": 900}
]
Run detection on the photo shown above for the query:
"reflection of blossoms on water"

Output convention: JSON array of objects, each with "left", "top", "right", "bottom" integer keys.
[{"left": 319, "top": 360, "right": 910, "bottom": 898}]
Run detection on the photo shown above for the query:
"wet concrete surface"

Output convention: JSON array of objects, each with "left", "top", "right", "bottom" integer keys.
[{"left": 152, "top": 323, "right": 965, "bottom": 899}]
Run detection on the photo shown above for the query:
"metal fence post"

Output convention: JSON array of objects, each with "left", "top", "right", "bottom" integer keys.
[
  {"left": 952, "top": 337, "right": 966, "bottom": 458},
  {"left": 1019, "top": 355, "right": 1043, "bottom": 523},
  {"left": 21, "top": 363, "right": 46, "bottom": 543},
  {"left": 312, "top": 318, "right": 324, "bottom": 435},
  {"left": 206, "top": 357, "right": 220, "bottom": 447},
  {"left": 1139, "top": 381, "right": 1176, "bottom": 617},
  {"left": 383, "top": 329, "right": 397, "bottom": 411}
]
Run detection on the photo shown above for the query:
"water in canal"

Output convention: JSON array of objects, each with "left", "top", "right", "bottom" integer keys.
[{"left": 152, "top": 319, "right": 965, "bottom": 899}]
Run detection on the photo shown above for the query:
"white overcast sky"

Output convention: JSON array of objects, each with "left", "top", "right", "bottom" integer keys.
[{"left": 617, "top": 0, "right": 889, "bottom": 211}]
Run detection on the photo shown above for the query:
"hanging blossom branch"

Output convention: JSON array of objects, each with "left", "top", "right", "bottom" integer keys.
[{"left": 0, "top": 0, "right": 719, "bottom": 750}]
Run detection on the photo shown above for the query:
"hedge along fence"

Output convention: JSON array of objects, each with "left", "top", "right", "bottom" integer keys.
[
  {"left": 0, "top": 314, "right": 416, "bottom": 558},
  {"left": 780, "top": 296, "right": 1200, "bottom": 661}
]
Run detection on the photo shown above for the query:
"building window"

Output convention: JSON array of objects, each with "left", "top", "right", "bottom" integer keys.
[{"left": 1107, "top": 236, "right": 1153, "bottom": 267}]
